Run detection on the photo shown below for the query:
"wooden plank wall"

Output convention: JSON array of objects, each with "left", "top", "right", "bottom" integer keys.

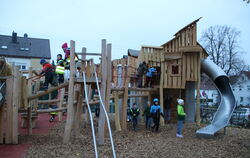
[{"left": 163, "top": 23, "right": 197, "bottom": 53}]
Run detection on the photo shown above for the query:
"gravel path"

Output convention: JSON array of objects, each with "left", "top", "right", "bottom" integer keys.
[{"left": 21, "top": 121, "right": 250, "bottom": 158}]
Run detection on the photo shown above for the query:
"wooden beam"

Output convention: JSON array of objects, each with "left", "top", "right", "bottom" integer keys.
[
  {"left": 37, "top": 107, "right": 67, "bottom": 113},
  {"left": 12, "top": 67, "right": 20, "bottom": 144},
  {"left": 0, "top": 103, "right": 4, "bottom": 144},
  {"left": 98, "top": 39, "right": 107, "bottom": 145},
  {"left": 76, "top": 52, "right": 101, "bottom": 56},
  {"left": 37, "top": 99, "right": 60, "bottom": 104},
  {"left": 121, "top": 78, "right": 129, "bottom": 130},
  {"left": 196, "top": 52, "right": 201, "bottom": 125},
  {"left": 179, "top": 46, "right": 203, "bottom": 53},
  {"left": 28, "top": 82, "right": 69, "bottom": 100},
  {"left": 63, "top": 40, "right": 76, "bottom": 143},
  {"left": 111, "top": 87, "right": 158, "bottom": 92},
  {"left": 114, "top": 92, "right": 121, "bottom": 131},
  {"left": 58, "top": 88, "right": 65, "bottom": 121},
  {"left": 5, "top": 76, "right": 14, "bottom": 143},
  {"left": 27, "top": 67, "right": 33, "bottom": 135},
  {"left": 159, "top": 62, "right": 165, "bottom": 125}
]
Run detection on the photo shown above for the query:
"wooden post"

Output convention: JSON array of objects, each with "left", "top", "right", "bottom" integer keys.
[
  {"left": 58, "top": 88, "right": 65, "bottom": 121},
  {"left": 121, "top": 79, "right": 129, "bottom": 130},
  {"left": 196, "top": 52, "right": 201, "bottom": 125},
  {"left": 104, "top": 43, "right": 112, "bottom": 136},
  {"left": 105, "top": 44, "right": 112, "bottom": 113},
  {"left": 5, "top": 76, "right": 14, "bottom": 143},
  {"left": 160, "top": 62, "right": 165, "bottom": 125},
  {"left": 98, "top": 39, "right": 107, "bottom": 145},
  {"left": 0, "top": 102, "right": 4, "bottom": 144},
  {"left": 114, "top": 92, "right": 121, "bottom": 131},
  {"left": 27, "top": 67, "right": 33, "bottom": 135},
  {"left": 11, "top": 66, "right": 21, "bottom": 144},
  {"left": 138, "top": 92, "right": 143, "bottom": 124},
  {"left": 74, "top": 47, "right": 86, "bottom": 135},
  {"left": 63, "top": 40, "right": 76, "bottom": 143}
]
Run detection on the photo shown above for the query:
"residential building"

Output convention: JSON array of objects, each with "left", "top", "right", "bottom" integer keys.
[
  {"left": 230, "top": 71, "right": 250, "bottom": 107},
  {"left": 0, "top": 32, "right": 51, "bottom": 71},
  {"left": 200, "top": 74, "right": 219, "bottom": 106}
]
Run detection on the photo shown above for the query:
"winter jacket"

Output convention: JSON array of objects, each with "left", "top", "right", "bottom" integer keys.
[
  {"left": 129, "top": 108, "right": 140, "bottom": 117},
  {"left": 143, "top": 106, "right": 151, "bottom": 117},
  {"left": 150, "top": 105, "right": 163, "bottom": 114},
  {"left": 177, "top": 105, "right": 185, "bottom": 121},
  {"left": 146, "top": 67, "right": 157, "bottom": 77}
]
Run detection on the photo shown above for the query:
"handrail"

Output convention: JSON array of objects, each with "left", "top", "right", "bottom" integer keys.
[
  {"left": 94, "top": 72, "right": 116, "bottom": 158},
  {"left": 83, "top": 72, "right": 98, "bottom": 158}
]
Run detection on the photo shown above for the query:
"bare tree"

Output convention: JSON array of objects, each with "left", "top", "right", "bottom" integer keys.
[
  {"left": 200, "top": 25, "right": 245, "bottom": 75},
  {"left": 243, "top": 0, "right": 250, "bottom": 4}
]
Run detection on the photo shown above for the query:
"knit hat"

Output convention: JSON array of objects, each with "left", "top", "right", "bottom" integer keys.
[
  {"left": 62, "top": 43, "right": 68, "bottom": 49},
  {"left": 40, "top": 59, "right": 46, "bottom": 64},
  {"left": 153, "top": 98, "right": 159, "bottom": 102},
  {"left": 177, "top": 99, "right": 184, "bottom": 105}
]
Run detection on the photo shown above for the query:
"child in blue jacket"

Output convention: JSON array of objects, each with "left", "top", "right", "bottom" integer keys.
[{"left": 150, "top": 98, "right": 164, "bottom": 132}]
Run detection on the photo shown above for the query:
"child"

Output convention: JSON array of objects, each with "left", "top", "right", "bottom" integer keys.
[
  {"left": 143, "top": 101, "right": 152, "bottom": 129},
  {"left": 176, "top": 99, "right": 185, "bottom": 138},
  {"left": 129, "top": 103, "right": 140, "bottom": 130},
  {"left": 39, "top": 59, "right": 57, "bottom": 90},
  {"left": 55, "top": 54, "right": 65, "bottom": 84},
  {"left": 150, "top": 98, "right": 164, "bottom": 132}
]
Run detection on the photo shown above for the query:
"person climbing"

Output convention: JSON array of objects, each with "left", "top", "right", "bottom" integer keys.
[
  {"left": 176, "top": 99, "right": 186, "bottom": 138},
  {"left": 150, "top": 98, "right": 164, "bottom": 132},
  {"left": 38, "top": 59, "right": 57, "bottom": 90},
  {"left": 61, "top": 42, "right": 78, "bottom": 69},
  {"left": 145, "top": 67, "right": 157, "bottom": 87},
  {"left": 55, "top": 54, "right": 65, "bottom": 84},
  {"left": 143, "top": 101, "right": 152, "bottom": 129},
  {"left": 137, "top": 61, "right": 147, "bottom": 87},
  {"left": 129, "top": 103, "right": 140, "bottom": 130}
]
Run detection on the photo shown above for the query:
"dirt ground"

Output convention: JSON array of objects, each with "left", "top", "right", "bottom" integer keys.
[{"left": 21, "top": 120, "right": 250, "bottom": 158}]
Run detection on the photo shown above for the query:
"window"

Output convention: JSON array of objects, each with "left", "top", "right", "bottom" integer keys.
[
  {"left": 247, "top": 86, "right": 250, "bottom": 91},
  {"left": 171, "top": 65, "right": 179, "bottom": 75},
  {"left": 20, "top": 47, "right": 29, "bottom": 51},
  {"left": 1, "top": 45, "right": 7, "bottom": 49},
  {"left": 21, "top": 65, "right": 26, "bottom": 70},
  {"left": 15, "top": 63, "right": 27, "bottom": 70},
  {"left": 233, "top": 89, "right": 235, "bottom": 91},
  {"left": 240, "top": 97, "right": 243, "bottom": 102}
]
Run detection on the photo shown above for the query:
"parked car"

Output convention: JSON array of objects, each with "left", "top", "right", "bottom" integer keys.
[{"left": 230, "top": 108, "right": 250, "bottom": 128}]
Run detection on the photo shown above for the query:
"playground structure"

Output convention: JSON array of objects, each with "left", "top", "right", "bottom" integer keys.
[
  {"left": 110, "top": 17, "right": 236, "bottom": 135},
  {"left": 0, "top": 18, "right": 236, "bottom": 157},
  {"left": 0, "top": 39, "right": 116, "bottom": 157}
]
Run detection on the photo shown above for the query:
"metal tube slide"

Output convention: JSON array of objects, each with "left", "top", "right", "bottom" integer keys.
[
  {"left": 196, "top": 59, "right": 236, "bottom": 137},
  {"left": 83, "top": 72, "right": 98, "bottom": 158},
  {"left": 94, "top": 72, "right": 116, "bottom": 158}
]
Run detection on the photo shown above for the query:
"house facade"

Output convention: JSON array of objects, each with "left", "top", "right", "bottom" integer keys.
[
  {"left": 230, "top": 71, "right": 250, "bottom": 107},
  {"left": 0, "top": 32, "right": 51, "bottom": 71},
  {"left": 199, "top": 74, "right": 219, "bottom": 106}
]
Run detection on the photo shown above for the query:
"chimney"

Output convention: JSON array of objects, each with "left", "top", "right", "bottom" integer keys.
[
  {"left": 12, "top": 31, "right": 17, "bottom": 43},
  {"left": 24, "top": 33, "right": 28, "bottom": 38}
]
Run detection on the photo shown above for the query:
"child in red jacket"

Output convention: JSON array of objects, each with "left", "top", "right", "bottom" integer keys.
[{"left": 40, "top": 59, "right": 56, "bottom": 89}]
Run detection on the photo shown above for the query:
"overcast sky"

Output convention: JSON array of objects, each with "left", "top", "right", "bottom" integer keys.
[{"left": 1, "top": 0, "right": 249, "bottom": 64}]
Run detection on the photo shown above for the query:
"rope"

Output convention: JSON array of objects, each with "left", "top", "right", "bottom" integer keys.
[
  {"left": 94, "top": 72, "right": 116, "bottom": 158},
  {"left": 83, "top": 72, "right": 99, "bottom": 158}
]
